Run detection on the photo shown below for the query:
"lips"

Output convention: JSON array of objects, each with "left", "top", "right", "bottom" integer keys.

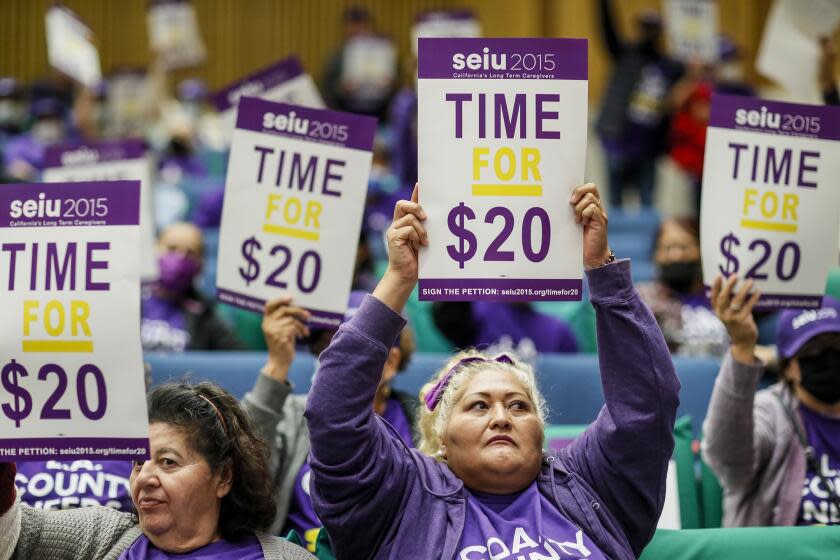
[
  {"left": 137, "top": 497, "right": 166, "bottom": 510},
  {"left": 487, "top": 435, "right": 516, "bottom": 446}
]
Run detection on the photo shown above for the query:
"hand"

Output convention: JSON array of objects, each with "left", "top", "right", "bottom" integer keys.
[
  {"left": 570, "top": 183, "right": 611, "bottom": 268},
  {"left": 711, "top": 275, "right": 761, "bottom": 364},
  {"left": 374, "top": 184, "right": 428, "bottom": 313},
  {"left": 261, "top": 296, "right": 310, "bottom": 382}
]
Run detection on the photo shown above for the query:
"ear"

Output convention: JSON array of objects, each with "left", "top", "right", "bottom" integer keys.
[{"left": 215, "top": 464, "right": 233, "bottom": 499}]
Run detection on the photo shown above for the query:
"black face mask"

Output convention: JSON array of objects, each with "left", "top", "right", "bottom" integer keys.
[
  {"left": 798, "top": 349, "right": 840, "bottom": 405},
  {"left": 168, "top": 138, "right": 191, "bottom": 157},
  {"left": 658, "top": 261, "right": 701, "bottom": 294}
]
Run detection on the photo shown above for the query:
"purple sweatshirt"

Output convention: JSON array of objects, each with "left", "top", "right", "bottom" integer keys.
[{"left": 305, "top": 260, "right": 679, "bottom": 560}]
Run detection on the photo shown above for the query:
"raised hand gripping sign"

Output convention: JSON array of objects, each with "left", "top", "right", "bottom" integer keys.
[
  {"left": 211, "top": 56, "right": 324, "bottom": 145},
  {"left": 418, "top": 38, "right": 588, "bottom": 301},
  {"left": 43, "top": 139, "right": 157, "bottom": 282},
  {"left": 216, "top": 97, "right": 375, "bottom": 327},
  {"left": 0, "top": 181, "right": 149, "bottom": 461},
  {"left": 701, "top": 94, "right": 840, "bottom": 308}
]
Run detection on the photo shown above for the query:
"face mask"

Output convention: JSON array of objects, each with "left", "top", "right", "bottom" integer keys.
[
  {"left": 157, "top": 252, "right": 201, "bottom": 294},
  {"left": 31, "top": 119, "right": 65, "bottom": 144},
  {"left": 658, "top": 261, "right": 701, "bottom": 293},
  {"left": 798, "top": 349, "right": 840, "bottom": 405},
  {"left": 168, "top": 137, "right": 192, "bottom": 157}
]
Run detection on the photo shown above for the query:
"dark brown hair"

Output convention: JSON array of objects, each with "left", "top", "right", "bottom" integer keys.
[{"left": 147, "top": 382, "right": 275, "bottom": 539}]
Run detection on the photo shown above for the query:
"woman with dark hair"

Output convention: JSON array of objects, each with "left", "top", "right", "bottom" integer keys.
[
  {"left": 0, "top": 382, "right": 315, "bottom": 559},
  {"left": 636, "top": 215, "right": 729, "bottom": 356}
]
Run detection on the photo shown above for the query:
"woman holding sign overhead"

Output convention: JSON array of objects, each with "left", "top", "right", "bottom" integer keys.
[
  {"left": 305, "top": 184, "right": 680, "bottom": 559},
  {"left": 0, "top": 383, "right": 315, "bottom": 560}
]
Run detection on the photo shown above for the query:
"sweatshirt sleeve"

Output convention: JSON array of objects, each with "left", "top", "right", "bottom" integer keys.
[
  {"left": 701, "top": 351, "right": 775, "bottom": 491},
  {"left": 304, "top": 295, "right": 417, "bottom": 558},
  {"left": 562, "top": 260, "right": 680, "bottom": 557}
]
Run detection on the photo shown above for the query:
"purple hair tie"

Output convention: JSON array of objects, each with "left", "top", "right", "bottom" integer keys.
[{"left": 424, "top": 354, "right": 514, "bottom": 411}]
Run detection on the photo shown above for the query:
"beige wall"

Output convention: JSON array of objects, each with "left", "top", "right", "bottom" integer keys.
[{"left": 0, "top": 0, "right": 774, "bottom": 103}]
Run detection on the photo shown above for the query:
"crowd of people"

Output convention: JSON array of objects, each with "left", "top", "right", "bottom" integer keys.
[{"left": 1, "top": 2, "right": 840, "bottom": 559}]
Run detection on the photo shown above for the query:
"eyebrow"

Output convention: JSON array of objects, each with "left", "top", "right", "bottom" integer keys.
[
  {"left": 465, "top": 391, "right": 529, "bottom": 399},
  {"left": 154, "top": 447, "right": 184, "bottom": 459}
]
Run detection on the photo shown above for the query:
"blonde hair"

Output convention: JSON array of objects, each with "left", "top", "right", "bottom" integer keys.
[{"left": 417, "top": 349, "right": 548, "bottom": 459}]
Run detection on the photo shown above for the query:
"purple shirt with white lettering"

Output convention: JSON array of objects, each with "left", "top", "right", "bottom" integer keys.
[
  {"left": 796, "top": 405, "right": 840, "bottom": 525},
  {"left": 15, "top": 460, "right": 133, "bottom": 511},
  {"left": 141, "top": 292, "right": 191, "bottom": 351},
  {"left": 119, "top": 534, "right": 263, "bottom": 559},
  {"left": 284, "top": 396, "right": 414, "bottom": 549},
  {"left": 458, "top": 481, "right": 607, "bottom": 560}
]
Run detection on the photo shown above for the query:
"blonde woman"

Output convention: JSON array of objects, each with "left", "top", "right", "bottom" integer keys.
[{"left": 304, "top": 184, "right": 680, "bottom": 559}]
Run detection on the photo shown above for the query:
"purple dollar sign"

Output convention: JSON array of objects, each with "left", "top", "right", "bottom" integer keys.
[{"left": 447, "top": 202, "right": 477, "bottom": 269}]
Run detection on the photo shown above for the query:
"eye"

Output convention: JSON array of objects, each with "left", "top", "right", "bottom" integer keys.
[
  {"left": 160, "top": 458, "right": 178, "bottom": 468},
  {"left": 469, "top": 400, "right": 488, "bottom": 411},
  {"left": 510, "top": 400, "right": 530, "bottom": 411},
  {"left": 132, "top": 460, "right": 145, "bottom": 470}
]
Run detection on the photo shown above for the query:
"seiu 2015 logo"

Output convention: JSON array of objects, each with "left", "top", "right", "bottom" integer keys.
[
  {"left": 262, "top": 111, "right": 309, "bottom": 134},
  {"left": 9, "top": 193, "right": 61, "bottom": 218},
  {"left": 452, "top": 47, "right": 507, "bottom": 70},
  {"left": 735, "top": 106, "right": 780, "bottom": 129}
]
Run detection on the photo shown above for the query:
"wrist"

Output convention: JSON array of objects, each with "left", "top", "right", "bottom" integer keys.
[
  {"left": 261, "top": 358, "right": 291, "bottom": 382},
  {"left": 584, "top": 248, "right": 614, "bottom": 270},
  {"left": 730, "top": 342, "right": 757, "bottom": 365},
  {"left": 373, "top": 269, "right": 414, "bottom": 313}
]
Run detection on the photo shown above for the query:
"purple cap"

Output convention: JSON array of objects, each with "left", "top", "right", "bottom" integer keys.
[
  {"left": 777, "top": 296, "right": 840, "bottom": 358},
  {"left": 177, "top": 78, "right": 208, "bottom": 102}
]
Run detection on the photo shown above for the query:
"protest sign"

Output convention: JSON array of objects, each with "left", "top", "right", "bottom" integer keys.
[
  {"left": 700, "top": 94, "right": 840, "bottom": 308},
  {"left": 211, "top": 56, "right": 324, "bottom": 144},
  {"left": 43, "top": 139, "right": 157, "bottom": 282},
  {"left": 216, "top": 97, "right": 375, "bottom": 327},
  {"left": 340, "top": 35, "right": 398, "bottom": 114},
  {"left": 147, "top": 0, "right": 206, "bottom": 70},
  {"left": 417, "top": 38, "right": 588, "bottom": 302},
  {"left": 411, "top": 9, "right": 482, "bottom": 56},
  {"left": 0, "top": 181, "right": 149, "bottom": 461},
  {"left": 664, "top": 0, "right": 719, "bottom": 63},
  {"left": 45, "top": 5, "right": 101, "bottom": 88}
]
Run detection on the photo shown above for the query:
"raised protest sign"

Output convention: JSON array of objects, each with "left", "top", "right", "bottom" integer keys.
[
  {"left": 45, "top": 5, "right": 101, "bottom": 88},
  {"left": 411, "top": 9, "right": 482, "bottom": 55},
  {"left": 700, "top": 94, "right": 840, "bottom": 308},
  {"left": 665, "top": 0, "right": 719, "bottom": 63},
  {"left": 0, "top": 181, "right": 149, "bottom": 461},
  {"left": 417, "top": 38, "right": 588, "bottom": 301},
  {"left": 43, "top": 139, "right": 157, "bottom": 282},
  {"left": 211, "top": 56, "right": 324, "bottom": 144},
  {"left": 216, "top": 97, "right": 375, "bottom": 327},
  {"left": 147, "top": 0, "right": 206, "bottom": 70}
]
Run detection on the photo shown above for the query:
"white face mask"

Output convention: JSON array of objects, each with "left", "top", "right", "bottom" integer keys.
[{"left": 31, "top": 119, "right": 65, "bottom": 144}]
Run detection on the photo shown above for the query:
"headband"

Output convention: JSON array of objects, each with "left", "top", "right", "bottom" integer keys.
[
  {"left": 423, "top": 354, "right": 514, "bottom": 411},
  {"left": 198, "top": 394, "right": 229, "bottom": 437}
]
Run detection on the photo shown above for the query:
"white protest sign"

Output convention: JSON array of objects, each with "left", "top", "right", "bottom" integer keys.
[
  {"left": 43, "top": 140, "right": 157, "bottom": 282},
  {"left": 412, "top": 10, "right": 482, "bottom": 56},
  {"left": 0, "top": 181, "right": 149, "bottom": 461},
  {"left": 701, "top": 94, "right": 840, "bottom": 308},
  {"left": 45, "top": 6, "right": 101, "bottom": 88},
  {"left": 665, "top": 0, "right": 719, "bottom": 63},
  {"left": 216, "top": 97, "right": 375, "bottom": 327},
  {"left": 340, "top": 35, "right": 398, "bottom": 111},
  {"left": 211, "top": 56, "right": 324, "bottom": 145},
  {"left": 147, "top": 0, "right": 206, "bottom": 70},
  {"left": 417, "top": 38, "right": 588, "bottom": 302}
]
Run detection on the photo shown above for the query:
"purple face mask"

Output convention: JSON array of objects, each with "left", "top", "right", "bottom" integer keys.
[{"left": 157, "top": 252, "right": 201, "bottom": 294}]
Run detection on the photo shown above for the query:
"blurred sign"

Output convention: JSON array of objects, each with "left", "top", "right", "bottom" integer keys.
[
  {"left": 411, "top": 10, "right": 482, "bottom": 56},
  {"left": 45, "top": 6, "right": 101, "bottom": 88},
  {"left": 147, "top": 0, "right": 206, "bottom": 70},
  {"left": 665, "top": 0, "right": 719, "bottom": 63}
]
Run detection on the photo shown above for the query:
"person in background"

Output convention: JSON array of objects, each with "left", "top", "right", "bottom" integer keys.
[
  {"left": 0, "top": 383, "right": 316, "bottom": 559},
  {"left": 3, "top": 96, "right": 67, "bottom": 181},
  {"left": 596, "top": 0, "right": 683, "bottom": 209},
  {"left": 703, "top": 277, "right": 840, "bottom": 526},
  {"left": 432, "top": 301, "right": 578, "bottom": 365},
  {"left": 304, "top": 184, "right": 679, "bottom": 559},
  {"left": 637, "top": 216, "right": 729, "bottom": 356},
  {"left": 141, "top": 222, "right": 243, "bottom": 351},
  {"left": 241, "top": 291, "right": 417, "bottom": 551},
  {"left": 668, "top": 81, "right": 712, "bottom": 215},
  {"left": 0, "top": 78, "right": 27, "bottom": 140},
  {"left": 321, "top": 6, "right": 398, "bottom": 119}
]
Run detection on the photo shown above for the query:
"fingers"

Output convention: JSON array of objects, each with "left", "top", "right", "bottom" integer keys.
[
  {"left": 710, "top": 275, "right": 723, "bottom": 308},
  {"left": 569, "top": 183, "right": 600, "bottom": 205},
  {"left": 389, "top": 225, "right": 423, "bottom": 251},
  {"left": 411, "top": 183, "right": 419, "bottom": 203},
  {"left": 263, "top": 295, "right": 293, "bottom": 316},
  {"left": 393, "top": 197, "right": 427, "bottom": 222},
  {"left": 390, "top": 213, "right": 429, "bottom": 246},
  {"left": 730, "top": 278, "right": 754, "bottom": 311}
]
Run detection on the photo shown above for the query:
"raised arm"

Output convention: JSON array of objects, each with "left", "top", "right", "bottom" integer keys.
[
  {"left": 304, "top": 186, "right": 428, "bottom": 557},
  {"left": 701, "top": 276, "right": 776, "bottom": 490},
  {"left": 599, "top": 0, "right": 625, "bottom": 60},
  {"left": 562, "top": 185, "right": 681, "bottom": 556}
]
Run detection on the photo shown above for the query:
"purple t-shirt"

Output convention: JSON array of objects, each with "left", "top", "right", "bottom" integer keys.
[
  {"left": 141, "top": 292, "right": 191, "bottom": 351},
  {"left": 15, "top": 460, "right": 133, "bottom": 511},
  {"left": 284, "top": 396, "right": 414, "bottom": 549},
  {"left": 119, "top": 534, "right": 263, "bottom": 559},
  {"left": 458, "top": 481, "right": 607, "bottom": 559},
  {"left": 796, "top": 405, "right": 840, "bottom": 525},
  {"left": 472, "top": 303, "right": 578, "bottom": 362}
]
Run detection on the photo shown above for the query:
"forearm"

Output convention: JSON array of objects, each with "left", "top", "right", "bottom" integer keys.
[{"left": 242, "top": 373, "right": 293, "bottom": 444}]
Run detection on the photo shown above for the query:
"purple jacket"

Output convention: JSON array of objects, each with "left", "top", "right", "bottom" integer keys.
[{"left": 305, "top": 260, "right": 679, "bottom": 560}]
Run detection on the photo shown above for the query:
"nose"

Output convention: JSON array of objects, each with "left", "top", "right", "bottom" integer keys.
[
  {"left": 489, "top": 402, "right": 512, "bottom": 430},
  {"left": 132, "top": 461, "right": 160, "bottom": 488}
]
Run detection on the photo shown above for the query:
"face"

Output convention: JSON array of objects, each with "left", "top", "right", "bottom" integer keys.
[
  {"left": 442, "top": 368, "right": 543, "bottom": 494},
  {"left": 158, "top": 223, "right": 204, "bottom": 262},
  {"left": 131, "top": 423, "right": 231, "bottom": 553},
  {"left": 655, "top": 221, "right": 700, "bottom": 265}
]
